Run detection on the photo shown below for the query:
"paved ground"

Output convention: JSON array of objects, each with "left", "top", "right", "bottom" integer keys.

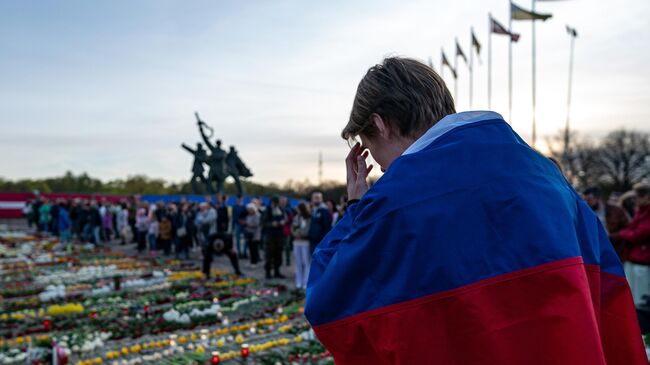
[{"left": 111, "top": 239, "right": 299, "bottom": 287}]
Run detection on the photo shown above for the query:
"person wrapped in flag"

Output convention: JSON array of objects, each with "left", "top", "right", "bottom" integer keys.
[{"left": 305, "top": 57, "right": 647, "bottom": 364}]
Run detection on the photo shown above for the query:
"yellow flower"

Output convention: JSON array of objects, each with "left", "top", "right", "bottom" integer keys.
[
  {"left": 178, "top": 336, "right": 187, "bottom": 344},
  {"left": 235, "top": 334, "right": 244, "bottom": 344},
  {"left": 94, "top": 357, "right": 103, "bottom": 364},
  {"left": 121, "top": 347, "right": 129, "bottom": 356},
  {"left": 196, "top": 345, "right": 205, "bottom": 354},
  {"left": 294, "top": 336, "right": 303, "bottom": 343},
  {"left": 216, "top": 338, "right": 225, "bottom": 348}
]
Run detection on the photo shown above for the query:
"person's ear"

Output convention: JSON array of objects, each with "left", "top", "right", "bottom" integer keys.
[{"left": 370, "top": 113, "right": 391, "bottom": 140}]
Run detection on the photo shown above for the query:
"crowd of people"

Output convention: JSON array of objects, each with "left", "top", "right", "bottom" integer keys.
[
  {"left": 20, "top": 182, "right": 649, "bottom": 301},
  {"left": 22, "top": 191, "right": 349, "bottom": 289},
  {"left": 581, "top": 183, "right": 650, "bottom": 322}
]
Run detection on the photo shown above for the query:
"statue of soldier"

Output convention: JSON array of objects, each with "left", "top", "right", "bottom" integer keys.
[
  {"left": 226, "top": 146, "right": 253, "bottom": 197},
  {"left": 181, "top": 142, "right": 209, "bottom": 194},
  {"left": 198, "top": 122, "right": 228, "bottom": 195}
]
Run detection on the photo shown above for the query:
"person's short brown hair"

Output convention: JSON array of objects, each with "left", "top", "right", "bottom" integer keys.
[{"left": 341, "top": 57, "right": 455, "bottom": 142}]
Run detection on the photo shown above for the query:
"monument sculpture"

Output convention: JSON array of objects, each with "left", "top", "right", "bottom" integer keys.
[{"left": 181, "top": 112, "right": 252, "bottom": 196}]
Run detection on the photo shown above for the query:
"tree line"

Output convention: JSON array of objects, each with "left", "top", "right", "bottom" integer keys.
[
  {"left": 0, "top": 172, "right": 348, "bottom": 201},
  {"left": 547, "top": 129, "right": 650, "bottom": 195}
]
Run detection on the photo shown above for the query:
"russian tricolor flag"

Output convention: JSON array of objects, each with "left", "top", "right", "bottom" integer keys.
[{"left": 306, "top": 112, "right": 647, "bottom": 364}]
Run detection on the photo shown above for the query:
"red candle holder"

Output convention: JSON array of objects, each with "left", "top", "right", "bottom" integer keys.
[
  {"left": 211, "top": 351, "right": 220, "bottom": 364},
  {"left": 90, "top": 311, "right": 97, "bottom": 319},
  {"left": 240, "top": 344, "right": 249, "bottom": 358},
  {"left": 43, "top": 319, "right": 52, "bottom": 331}
]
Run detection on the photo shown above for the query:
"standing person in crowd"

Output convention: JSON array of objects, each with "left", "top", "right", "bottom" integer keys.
[
  {"left": 80, "top": 201, "right": 91, "bottom": 243},
  {"left": 70, "top": 199, "right": 82, "bottom": 242},
  {"left": 49, "top": 199, "right": 60, "bottom": 236},
  {"left": 215, "top": 195, "right": 229, "bottom": 234},
  {"left": 196, "top": 202, "right": 242, "bottom": 277},
  {"left": 243, "top": 203, "right": 262, "bottom": 266},
  {"left": 58, "top": 201, "right": 72, "bottom": 252},
  {"left": 610, "top": 183, "right": 650, "bottom": 306},
  {"left": 196, "top": 202, "right": 217, "bottom": 279},
  {"left": 102, "top": 202, "right": 114, "bottom": 242},
  {"left": 89, "top": 201, "right": 102, "bottom": 245},
  {"left": 158, "top": 207, "right": 173, "bottom": 256},
  {"left": 326, "top": 199, "right": 339, "bottom": 225},
  {"left": 279, "top": 196, "right": 294, "bottom": 267},
  {"left": 128, "top": 197, "right": 138, "bottom": 244},
  {"left": 174, "top": 203, "right": 192, "bottom": 260},
  {"left": 135, "top": 206, "right": 149, "bottom": 253},
  {"left": 263, "top": 196, "right": 287, "bottom": 279},
  {"left": 291, "top": 202, "right": 311, "bottom": 290},
  {"left": 582, "top": 186, "right": 630, "bottom": 260},
  {"left": 147, "top": 205, "right": 159, "bottom": 256},
  {"left": 23, "top": 200, "right": 34, "bottom": 229},
  {"left": 32, "top": 198, "right": 43, "bottom": 232},
  {"left": 116, "top": 203, "right": 129, "bottom": 245},
  {"left": 232, "top": 196, "right": 247, "bottom": 258},
  {"left": 38, "top": 198, "right": 51, "bottom": 234},
  {"left": 308, "top": 191, "right": 332, "bottom": 254}
]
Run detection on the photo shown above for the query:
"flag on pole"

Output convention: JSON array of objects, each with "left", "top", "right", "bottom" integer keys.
[
  {"left": 442, "top": 50, "right": 457, "bottom": 79},
  {"left": 490, "top": 16, "right": 520, "bottom": 42},
  {"left": 511, "top": 2, "right": 553, "bottom": 21},
  {"left": 566, "top": 25, "right": 578, "bottom": 37},
  {"left": 456, "top": 39, "right": 468, "bottom": 65},
  {"left": 471, "top": 29, "right": 482, "bottom": 64},
  {"left": 471, "top": 30, "right": 481, "bottom": 56}
]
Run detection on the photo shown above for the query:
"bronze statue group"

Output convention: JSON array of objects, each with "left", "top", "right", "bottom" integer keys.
[{"left": 182, "top": 113, "right": 252, "bottom": 196}]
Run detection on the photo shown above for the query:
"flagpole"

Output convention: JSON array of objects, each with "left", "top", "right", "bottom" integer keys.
[
  {"left": 531, "top": 0, "right": 537, "bottom": 148},
  {"left": 469, "top": 30, "right": 474, "bottom": 109},
  {"left": 488, "top": 14, "right": 492, "bottom": 110},
  {"left": 508, "top": 5, "right": 513, "bottom": 125},
  {"left": 454, "top": 42, "right": 459, "bottom": 106},
  {"left": 440, "top": 48, "right": 445, "bottom": 79},
  {"left": 564, "top": 28, "right": 576, "bottom": 163}
]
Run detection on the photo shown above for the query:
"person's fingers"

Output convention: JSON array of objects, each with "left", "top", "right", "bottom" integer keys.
[
  {"left": 366, "top": 164, "right": 374, "bottom": 176},
  {"left": 357, "top": 154, "right": 368, "bottom": 180},
  {"left": 345, "top": 142, "right": 359, "bottom": 163}
]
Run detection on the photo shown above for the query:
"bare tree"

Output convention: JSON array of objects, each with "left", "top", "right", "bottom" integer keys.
[
  {"left": 547, "top": 129, "right": 650, "bottom": 192},
  {"left": 596, "top": 129, "right": 650, "bottom": 191},
  {"left": 547, "top": 131, "right": 601, "bottom": 188}
]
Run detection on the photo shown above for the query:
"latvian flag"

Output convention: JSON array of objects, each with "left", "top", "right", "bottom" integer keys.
[{"left": 491, "top": 16, "right": 520, "bottom": 42}]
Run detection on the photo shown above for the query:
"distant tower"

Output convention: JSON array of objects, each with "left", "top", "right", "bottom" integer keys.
[{"left": 318, "top": 151, "right": 323, "bottom": 186}]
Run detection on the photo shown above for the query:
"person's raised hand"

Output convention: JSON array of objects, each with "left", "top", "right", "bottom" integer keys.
[{"left": 346, "top": 142, "right": 373, "bottom": 200}]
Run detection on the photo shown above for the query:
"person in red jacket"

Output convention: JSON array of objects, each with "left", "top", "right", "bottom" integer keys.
[{"left": 612, "top": 183, "right": 650, "bottom": 306}]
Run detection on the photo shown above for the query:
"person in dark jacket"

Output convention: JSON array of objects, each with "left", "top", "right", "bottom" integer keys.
[
  {"left": 263, "top": 196, "right": 287, "bottom": 279},
  {"left": 308, "top": 191, "right": 332, "bottom": 254},
  {"left": 232, "top": 196, "right": 247, "bottom": 258},
  {"left": 216, "top": 195, "right": 229, "bottom": 234},
  {"left": 58, "top": 202, "right": 72, "bottom": 251},
  {"left": 174, "top": 203, "right": 192, "bottom": 260}
]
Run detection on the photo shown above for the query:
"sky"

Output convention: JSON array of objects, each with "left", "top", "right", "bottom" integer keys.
[{"left": 1, "top": 0, "right": 649, "bottom": 185}]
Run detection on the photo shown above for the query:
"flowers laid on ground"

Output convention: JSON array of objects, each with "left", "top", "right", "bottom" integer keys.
[{"left": 0, "top": 228, "right": 332, "bottom": 364}]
